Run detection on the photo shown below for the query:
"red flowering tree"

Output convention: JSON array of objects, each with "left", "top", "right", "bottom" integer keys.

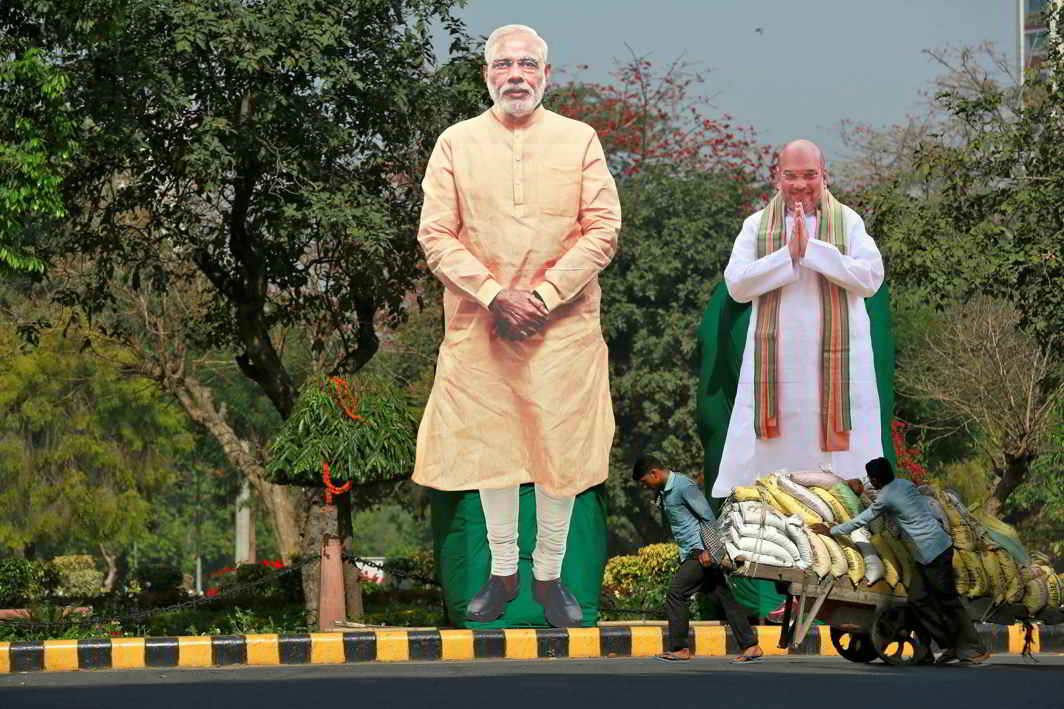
[
  {"left": 548, "top": 55, "right": 772, "bottom": 198},
  {"left": 891, "top": 418, "right": 929, "bottom": 485}
]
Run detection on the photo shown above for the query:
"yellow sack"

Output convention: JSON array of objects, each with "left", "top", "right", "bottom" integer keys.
[
  {"left": 952, "top": 549, "right": 971, "bottom": 596},
  {"left": 838, "top": 538, "right": 866, "bottom": 587},
  {"left": 870, "top": 534, "right": 901, "bottom": 588},
  {"left": 959, "top": 550, "right": 988, "bottom": 598},
  {"left": 932, "top": 487, "right": 975, "bottom": 551},
  {"left": 1023, "top": 577, "right": 1049, "bottom": 615},
  {"left": 882, "top": 532, "right": 914, "bottom": 590},
  {"left": 732, "top": 486, "right": 764, "bottom": 503},
  {"left": 997, "top": 550, "right": 1024, "bottom": 604},
  {"left": 757, "top": 478, "right": 822, "bottom": 525},
  {"left": 819, "top": 534, "right": 849, "bottom": 579},
  {"left": 980, "top": 550, "right": 1006, "bottom": 604},
  {"left": 1020, "top": 565, "right": 1044, "bottom": 583},
  {"left": 953, "top": 524, "right": 977, "bottom": 551},
  {"left": 811, "top": 486, "right": 850, "bottom": 522},
  {"left": 1041, "top": 566, "right": 1061, "bottom": 608},
  {"left": 804, "top": 528, "right": 832, "bottom": 579}
]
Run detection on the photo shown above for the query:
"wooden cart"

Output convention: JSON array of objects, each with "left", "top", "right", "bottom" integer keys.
[{"left": 731, "top": 562, "right": 1061, "bottom": 666}]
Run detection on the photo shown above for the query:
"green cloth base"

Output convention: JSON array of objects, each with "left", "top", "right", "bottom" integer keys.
[
  {"left": 724, "top": 577, "right": 785, "bottom": 618},
  {"left": 430, "top": 483, "right": 608, "bottom": 628}
]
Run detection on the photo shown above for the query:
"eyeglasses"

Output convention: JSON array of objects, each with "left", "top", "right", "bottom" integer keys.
[
  {"left": 490, "top": 58, "right": 541, "bottom": 72},
  {"left": 781, "top": 171, "right": 822, "bottom": 182}
]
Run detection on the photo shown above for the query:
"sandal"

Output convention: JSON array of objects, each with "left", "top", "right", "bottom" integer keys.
[
  {"left": 732, "top": 651, "right": 763, "bottom": 663},
  {"left": 656, "top": 651, "right": 692, "bottom": 662}
]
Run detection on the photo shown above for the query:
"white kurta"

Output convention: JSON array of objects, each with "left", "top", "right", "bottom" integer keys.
[{"left": 712, "top": 206, "right": 885, "bottom": 497}]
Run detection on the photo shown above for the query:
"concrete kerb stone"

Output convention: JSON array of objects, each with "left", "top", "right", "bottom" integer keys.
[{"left": 0, "top": 623, "right": 1055, "bottom": 673}]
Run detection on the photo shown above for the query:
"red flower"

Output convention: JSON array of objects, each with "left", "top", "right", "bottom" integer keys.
[{"left": 206, "top": 587, "right": 219, "bottom": 597}]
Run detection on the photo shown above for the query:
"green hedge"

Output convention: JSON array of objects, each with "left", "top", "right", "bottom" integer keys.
[
  {"left": 381, "top": 550, "right": 436, "bottom": 588},
  {"left": 601, "top": 543, "right": 721, "bottom": 621},
  {"left": 52, "top": 555, "right": 104, "bottom": 598},
  {"left": 0, "top": 558, "right": 60, "bottom": 607},
  {"left": 602, "top": 543, "right": 681, "bottom": 614}
]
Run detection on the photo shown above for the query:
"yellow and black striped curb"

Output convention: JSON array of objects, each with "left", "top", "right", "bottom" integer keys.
[{"left": 1, "top": 623, "right": 1057, "bottom": 673}]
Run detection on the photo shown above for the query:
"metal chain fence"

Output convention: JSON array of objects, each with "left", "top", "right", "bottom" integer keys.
[
  {"left": 0, "top": 554, "right": 322, "bottom": 631},
  {"left": 342, "top": 551, "right": 667, "bottom": 618},
  {"left": 1, "top": 552, "right": 668, "bottom": 631}
]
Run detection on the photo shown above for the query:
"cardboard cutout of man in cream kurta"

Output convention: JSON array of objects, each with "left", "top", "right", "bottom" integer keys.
[
  {"left": 713, "top": 140, "right": 885, "bottom": 498},
  {"left": 413, "top": 25, "right": 620, "bottom": 627}
]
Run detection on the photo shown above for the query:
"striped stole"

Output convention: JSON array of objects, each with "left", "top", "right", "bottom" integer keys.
[{"left": 753, "top": 189, "right": 852, "bottom": 451}]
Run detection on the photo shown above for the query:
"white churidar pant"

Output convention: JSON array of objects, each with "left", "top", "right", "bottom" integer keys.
[{"left": 478, "top": 485, "right": 575, "bottom": 580}]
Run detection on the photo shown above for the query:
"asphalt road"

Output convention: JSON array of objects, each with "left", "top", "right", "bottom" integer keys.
[{"left": 2, "top": 655, "right": 1062, "bottom": 709}]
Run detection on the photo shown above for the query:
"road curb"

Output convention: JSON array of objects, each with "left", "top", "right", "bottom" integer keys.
[{"left": 0, "top": 623, "right": 1057, "bottom": 673}]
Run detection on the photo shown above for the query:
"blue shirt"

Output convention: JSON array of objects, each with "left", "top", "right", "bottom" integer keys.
[
  {"left": 659, "top": 472, "right": 716, "bottom": 559},
  {"left": 831, "top": 478, "right": 951, "bottom": 565}
]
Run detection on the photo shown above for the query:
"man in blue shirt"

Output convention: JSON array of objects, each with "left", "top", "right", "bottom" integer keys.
[
  {"left": 813, "top": 457, "right": 989, "bottom": 666},
  {"left": 634, "top": 455, "right": 763, "bottom": 662}
]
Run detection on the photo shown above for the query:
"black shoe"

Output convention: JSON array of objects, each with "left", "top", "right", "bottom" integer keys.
[
  {"left": 533, "top": 578, "right": 583, "bottom": 628},
  {"left": 466, "top": 572, "right": 519, "bottom": 623}
]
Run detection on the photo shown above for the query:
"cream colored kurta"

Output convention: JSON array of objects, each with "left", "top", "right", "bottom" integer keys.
[
  {"left": 713, "top": 207, "right": 885, "bottom": 498},
  {"left": 413, "top": 106, "right": 621, "bottom": 498}
]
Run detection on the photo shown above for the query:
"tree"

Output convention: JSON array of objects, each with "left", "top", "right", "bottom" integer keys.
[
  {"left": 0, "top": 322, "right": 193, "bottom": 587},
  {"left": 839, "top": 29, "right": 1062, "bottom": 356},
  {"left": 56, "top": 259, "right": 308, "bottom": 563},
  {"left": 833, "top": 28, "right": 1063, "bottom": 507},
  {"left": 0, "top": 49, "right": 77, "bottom": 274},
  {"left": 265, "top": 373, "right": 419, "bottom": 616},
  {"left": 1004, "top": 415, "right": 1063, "bottom": 561},
  {"left": 897, "top": 298, "right": 1061, "bottom": 519},
  {"left": 1, "top": 0, "right": 485, "bottom": 610},
  {"left": 834, "top": 42, "right": 1021, "bottom": 194}
]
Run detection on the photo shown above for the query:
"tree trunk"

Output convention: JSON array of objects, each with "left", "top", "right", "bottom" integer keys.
[
  {"left": 987, "top": 451, "right": 1035, "bottom": 520},
  {"left": 299, "top": 490, "right": 333, "bottom": 620},
  {"left": 165, "top": 373, "right": 304, "bottom": 563},
  {"left": 99, "top": 544, "right": 118, "bottom": 593},
  {"left": 235, "top": 475, "right": 255, "bottom": 564},
  {"left": 335, "top": 490, "right": 363, "bottom": 620},
  {"left": 248, "top": 473, "right": 303, "bottom": 563},
  {"left": 297, "top": 489, "right": 363, "bottom": 621}
]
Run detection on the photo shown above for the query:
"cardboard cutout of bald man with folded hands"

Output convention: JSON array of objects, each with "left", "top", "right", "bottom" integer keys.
[{"left": 715, "top": 140, "right": 886, "bottom": 496}]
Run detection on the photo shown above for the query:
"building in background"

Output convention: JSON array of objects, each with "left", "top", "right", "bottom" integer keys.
[{"left": 1020, "top": 0, "right": 1061, "bottom": 73}]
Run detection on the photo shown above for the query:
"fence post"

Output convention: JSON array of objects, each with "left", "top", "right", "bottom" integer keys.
[{"left": 319, "top": 534, "right": 345, "bottom": 631}]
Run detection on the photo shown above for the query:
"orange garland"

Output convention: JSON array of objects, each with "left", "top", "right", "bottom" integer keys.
[
  {"left": 323, "top": 460, "right": 352, "bottom": 505},
  {"left": 329, "top": 376, "right": 363, "bottom": 421},
  {"left": 322, "top": 376, "right": 362, "bottom": 504}
]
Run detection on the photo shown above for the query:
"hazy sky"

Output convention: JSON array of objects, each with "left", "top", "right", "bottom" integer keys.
[{"left": 443, "top": 0, "right": 1018, "bottom": 163}]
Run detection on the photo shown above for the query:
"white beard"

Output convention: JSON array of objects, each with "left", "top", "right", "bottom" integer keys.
[{"left": 488, "top": 83, "right": 545, "bottom": 118}]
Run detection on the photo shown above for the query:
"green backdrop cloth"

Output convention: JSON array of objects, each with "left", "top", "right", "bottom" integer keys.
[
  {"left": 694, "top": 280, "right": 897, "bottom": 617},
  {"left": 430, "top": 483, "right": 608, "bottom": 628}
]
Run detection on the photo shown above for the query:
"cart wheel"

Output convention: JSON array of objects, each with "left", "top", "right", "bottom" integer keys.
[
  {"left": 829, "top": 627, "right": 878, "bottom": 663},
  {"left": 870, "top": 606, "right": 932, "bottom": 666}
]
